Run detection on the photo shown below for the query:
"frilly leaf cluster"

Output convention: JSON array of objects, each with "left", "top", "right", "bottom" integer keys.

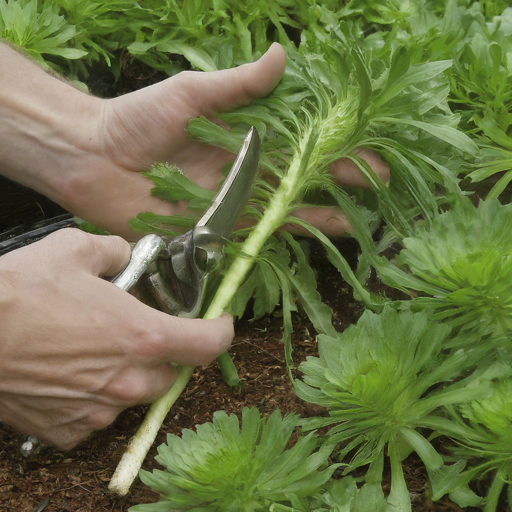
[
  {"left": 396, "top": 197, "right": 512, "bottom": 336},
  {"left": 129, "top": 408, "right": 338, "bottom": 512},
  {"left": 437, "top": 378, "right": 512, "bottom": 511},
  {"left": 295, "top": 307, "right": 506, "bottom": 509}
]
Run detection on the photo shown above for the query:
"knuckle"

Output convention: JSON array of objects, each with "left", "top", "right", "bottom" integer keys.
[
  {"left": 86, "top": 408, "right": 119, "bottom": 430},
  {"left": 49, "top": 228, "right": 93, "bottom": 258},
  {"left": 234, "top": 65, "right": 255, "bottom": 102},
  {"left": 172, "top": 71, "right": 199, "bottom": 97},
  {"left": 45, "top": 429, "right": 85, "bottom": 451},
  {"left": 357, "top": 148, "right": 391, "bottom": 183},
  {"left": 51, "top": 227, "right": 89, "bottom": 245},
  {"left": 146, "top": 364, "right": 178, "bottom": 403},
  {"left": 376, "top": 160, "right": 391, "bottom": 182},
  {"left": 105, "top": 378, "right": 146, "bottom": 406},
  {"left": 175, "top": 70, "right": 195, "bottom": 82},
  {"left": 53, "top": 437, "right": 82, "bottom": 451},
  {"left": 52, "top": 440, "right": 76, "bottom": 451},
  {"left": 134, "top": 325, "right": 168, "bottom": 361}
]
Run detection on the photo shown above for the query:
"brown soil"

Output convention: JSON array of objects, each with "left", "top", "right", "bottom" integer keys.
[{"left": 0, "top": 56, "right": 503, "bottom": 512}]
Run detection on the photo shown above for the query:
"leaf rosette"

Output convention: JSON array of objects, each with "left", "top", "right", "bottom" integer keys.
[
  {"left": 295, "top": 307, "right": 493, "bottom": 510},
  {"left": 129, "top": 407, "right": 338, "bottom": 512},
  {"left": 446, "top": 378, "right": 512, "bottom": 512},
  {"left": 396, "top": 197, "right": 512, "bottom": 336}
]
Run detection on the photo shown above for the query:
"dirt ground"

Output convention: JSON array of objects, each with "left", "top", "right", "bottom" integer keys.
[{"left": 0, "top": 56, "right": 502, "bottom": 512}]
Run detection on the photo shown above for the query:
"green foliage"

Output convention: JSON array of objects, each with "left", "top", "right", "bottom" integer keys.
[
  {"left": 376, "top": 1, "right": 512, "bottom": 193},
  {"left": 74, "top": 217, "right": 111, "bottom": 235},
  {"left": 295, "top": 307, "right": 495, "bottom": 508},
  {"left": 0, "top": 0, "right": 86, "bottom": 65},
  {"left": 308, "top": 478, "right": 388, "bottom": 512},
  {"left": 189, "top": 33, "right": 472, "bottom": 233},
  {"left": 461, "top": 378, "right": 512, "bottom": 441},
  {"left": 53, "top": 0, "right": 139, "bottom": 74},
  {"left": 180, "top": 27, "right": 476, "bottom": 346},
  {"left": 55, "top": 0, "right": 512, "bottom": 507},
  {"left": 395, "top": 197, "right": 512, "bottom": 336},
  {"left": 339, "top": 0, "right": 422, "bottom": 27},
  {"left": 125, "top": 0, "right": 300, "bottom": 74},
  {"left": 271, "top": 477, "right": 390, "bottom": 512},
  {"left": 443, "top": 379, "right": 512, "bottom": 511},
  {"left": 129, "top": 408, "right": 338, "bottom": 512}
]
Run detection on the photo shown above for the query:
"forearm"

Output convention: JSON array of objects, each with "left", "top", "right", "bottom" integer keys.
[{"left": 0, "top": 43, "right": 99, "bottom": 203}]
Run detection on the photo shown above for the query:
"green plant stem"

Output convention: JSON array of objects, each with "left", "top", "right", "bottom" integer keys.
[
  {"left": 108, "top": 364, "right": 194, "bottom": 496},
  {"left": 387, "top": 439, "right": 412, "bottom": 512},
  {"left": 212, "top": 127, "right": 319, "bottom": 384},
  {"left": 216, "top": 352, "right": 240, "bottom": 387},
  {"left": 484, "top": 471, "right": 506, "bottom": 512}
]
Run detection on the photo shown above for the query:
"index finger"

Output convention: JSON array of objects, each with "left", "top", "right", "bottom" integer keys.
[{"left": 331, "top": 148, "right": 390, "bottom": 189}]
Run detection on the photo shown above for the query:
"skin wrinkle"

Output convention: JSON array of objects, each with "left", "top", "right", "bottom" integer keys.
[{"left": 100, "top": 95, "right": 156, "bottom": 170}]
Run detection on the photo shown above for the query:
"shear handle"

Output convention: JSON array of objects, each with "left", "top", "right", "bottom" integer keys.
[{"left": 112, "top": 234, "right": 166, "bottom": 292}]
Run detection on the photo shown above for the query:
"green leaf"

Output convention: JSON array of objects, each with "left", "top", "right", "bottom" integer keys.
[
  {"left": 281, "top": 233, "right": 336, "bottom": 338},
  {"left": 375, "top": 117, "right": 479, "bottom": 156},
  {"left": 399, "top": 427, "right": 443, "bottom": 471},
  {"left": 374, "top": 51, "right": 451, "bottom": 109},
  {"left": 156, "top": 40, "right": 218, "bottom": 71},
  {"left": 253, "top": 260, "right": 282, "bottom": 319},
  {"left": 143, "top": 162, "right": 215, "bottom": 203},
  {"left": 476, "top": 113, "right": 512, "bottom": 150}
]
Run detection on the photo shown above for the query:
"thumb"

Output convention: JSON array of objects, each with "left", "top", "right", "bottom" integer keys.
[
  {"left": 177, "top": 42, "right": 287, "bottom": 115},
  {"left": 53, "top": 230, "right": 131, "bottom": 277}
]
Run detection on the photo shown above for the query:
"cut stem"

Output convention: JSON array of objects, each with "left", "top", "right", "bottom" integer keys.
[
  {"left": 109, "top": 127, "right": 319, "bottom": 495},
  {"left": 108, "top": 364, "right": 194, "bottom": 495}
]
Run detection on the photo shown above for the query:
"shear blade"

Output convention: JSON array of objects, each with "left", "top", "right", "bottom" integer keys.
[{"left": 196, "top": 126, "right": 260, "bottom": 240}]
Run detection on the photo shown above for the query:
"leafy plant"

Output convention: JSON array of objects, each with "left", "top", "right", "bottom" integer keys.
[
  {"left": 380, "top": 1, "right": 512, "bottom": 198},
  {"left": 129, "top": 407, "right": 338, "bottom": 512},
  {"left": 110, "top": 3, "right": 482, "bottom": 494},
  {"left": 390, "top": 197, "right": 512, "bottom": 337},
  {"left": 0, "top": 0, "right": 86, "bottom": 66},
  {"left": 294, "top": 307, "right": 496, "bottom": 510},
  {"left": 444, "top": 378, "right": 512, "bottom": 512},
  {"left": 306, "top": 477, "right": 388, "bottom": 512},
  {"left": 126, "top": 0, "right": 298, "bottom": 74},
  {"left": 40, "top": 0, "right": 512, "bottom": 506},
  {"left": 52, "top": 0, "right": 139, "bottom": 77}
]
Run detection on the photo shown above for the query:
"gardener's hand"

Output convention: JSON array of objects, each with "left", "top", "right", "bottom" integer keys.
[
  {"left": 0, "top": 229, "right": 233, "bottom": 450},
  {"left": 0, "top": 42, "right": 388, "bottom": 240}
]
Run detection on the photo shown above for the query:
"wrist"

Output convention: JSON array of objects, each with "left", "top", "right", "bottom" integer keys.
[{"left": 0, "top": 43, "right": 101, "bottom": 206}]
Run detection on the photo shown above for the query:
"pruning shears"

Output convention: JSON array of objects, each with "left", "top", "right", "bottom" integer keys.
[
  {"left": 9, "top": 127, "right": 259, "bottom": 458},
  {"left": 112, "top": 127, "right": 260, "bottom": 317},
  {"left": 0, "top": 127, "right": 259, "bottom": 318}
]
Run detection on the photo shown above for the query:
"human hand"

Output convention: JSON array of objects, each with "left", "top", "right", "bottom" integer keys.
[
  {"left": 0, "top": 43, "right": 388, "bottom": 240},
  {"left": 0, "top": 229, "right": 233, "bottom": 449}
]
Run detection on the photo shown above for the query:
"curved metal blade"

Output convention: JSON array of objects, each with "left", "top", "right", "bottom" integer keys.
[{"left": 195, "top": 126, "right": 260, "bottom": 239}]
